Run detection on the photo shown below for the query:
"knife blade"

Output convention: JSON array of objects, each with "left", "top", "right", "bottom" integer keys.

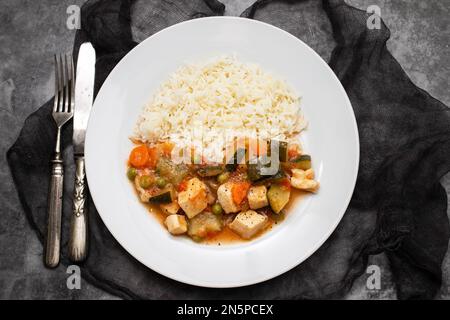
[
  {"left": 73, "top": 42, "right": 96, "bottom": 155},
  {"left": 68, "top": 42, "right": 96, "bottom": 262}
]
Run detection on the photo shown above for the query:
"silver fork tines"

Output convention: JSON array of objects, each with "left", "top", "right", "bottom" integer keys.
[
  {"left": 53, "top": 54, "right": 74, "bottom": 125},
  {"left": 45, "top": 53, "right": 74, "bottom": 268}
]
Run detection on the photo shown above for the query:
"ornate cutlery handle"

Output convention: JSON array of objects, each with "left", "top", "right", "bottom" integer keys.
[
  {"left": 45, "top": 159, "right": 64, "bottom": 268},
  {"left": 69, "top": 155, "right": 88, "bottom": 262}
]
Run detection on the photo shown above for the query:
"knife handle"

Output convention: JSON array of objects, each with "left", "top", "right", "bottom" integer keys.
[
  {"left": 45, "top": 159, "right": 64, "bottom": 268},
  {"left": 68, "top": 155, "right": 88, "bottom": 262}
]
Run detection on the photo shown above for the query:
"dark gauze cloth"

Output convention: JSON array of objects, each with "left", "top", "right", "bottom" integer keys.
[{"left": 7, "top": 0, "right": 450, "bottom": 299}]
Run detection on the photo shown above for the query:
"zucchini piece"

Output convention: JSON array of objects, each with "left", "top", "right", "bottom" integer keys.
[
  {"left": 156, "top": 158, "right": 188, "bottom": 185},
  {"left": 149, "top": 191, "right": 172, "bottom": 204},
  {"left": 289, "top": 155, "right": 311, "bottom": 170},
  {"left": 225, "top": 148, "right": 246, "bottom": 171},
  {"left": 149, "top": 185, "right": 175, "bottom": 204},
  {"left": 187, "top": 212, "right": 222, "bottom": 239},
  {"left": 270, "top": 210, "right": 286, "bottom": 223},
  {"left": 197, "top": 165, "right": 224, "bottom": 177},
  {"left": 267, "top": 184, "right": 290, "bottom": 213}
]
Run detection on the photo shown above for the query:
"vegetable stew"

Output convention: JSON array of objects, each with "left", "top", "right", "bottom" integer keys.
[{"left": 127, "top": 139, "right": 319, "bottom": 243}]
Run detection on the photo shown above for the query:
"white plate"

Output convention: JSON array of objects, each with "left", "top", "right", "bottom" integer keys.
[{"left": 85, "top": 17, "right": 359, "bottom": 288}]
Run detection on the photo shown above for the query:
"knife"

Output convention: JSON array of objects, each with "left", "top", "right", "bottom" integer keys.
[{"left": 68, "top": 42, "right": 96, "bottom": 262}]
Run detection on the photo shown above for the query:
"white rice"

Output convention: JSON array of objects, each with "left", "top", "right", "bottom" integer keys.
[{"left": 133, "top": 56, "right": 306, "bottom": 161}]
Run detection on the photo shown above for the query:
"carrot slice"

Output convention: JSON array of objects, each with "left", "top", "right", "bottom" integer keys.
[
  {"left": 231, "top": 181, "right": 251, "bottom": 205},
  {"left": 129, "top": 145, "right": 149, "bottom": 168}
]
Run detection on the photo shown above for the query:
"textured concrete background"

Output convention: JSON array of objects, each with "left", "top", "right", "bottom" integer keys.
[{"left": 0, "top": 0, "right": 449, "bottom": 299}]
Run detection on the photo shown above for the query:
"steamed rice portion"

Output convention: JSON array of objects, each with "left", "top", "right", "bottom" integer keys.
[{"left": 134, "top": 56, "right": 306, "bottom": 161}]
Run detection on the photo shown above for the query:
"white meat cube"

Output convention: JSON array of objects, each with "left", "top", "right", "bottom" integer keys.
[
  {"left": 165, "top": 214, "right": 187, "bottom": 235},
  {"left": 247, "top": 185, "right": 268, "bottom": 210},
  {"left": 290, "top": 168, "right": 319, "bottom": 193},
  {"left": 178, "top": 177, "right": 208, "bottom": 219},
  {"left": 229, "top": 210, "right": 268, "bottom": 239},
  {"left": 217, "top": 182, "right": 240, "bottom": 214}
]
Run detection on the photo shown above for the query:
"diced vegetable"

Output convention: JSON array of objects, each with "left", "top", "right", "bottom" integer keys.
[
  {"left": 231, "top": 181, "right": 251, "bottom": 205},
  {"left": 149, "top": 185, "right": 175, "bottom": 204},
  {"left": 155, "top": 177, "right": 167, "bottom": 188},
  {"left": 197, "top": 165, "right": 224, "bottom": 177},
  {"left": 288, "top": 155, "right": 311, "bottom": 170},
  {"left": 127, "top": 167, "right": 137, "bottom": 180},
  {"left": 129, "top": 145, "right": 149, "bottom": 168},
  {"left": 212, "top": 203, "right": 223, "bottom": 215},
  {"left": 267, "top": 184, "right": 290, "bottom": 213},
  {"left": 270, "top": 210, "right": 286, "bottom": 223},
  {"left": 191, "top": 235, "right": 203, "bottom": 242},
  {"left": 187, "top": 212, "right": 222, "bottom": 239},
  {"left": 139, "top": 175, "right": 154, "bottom": 189},
  {"left": 149, "top": 191, "right": 172, "bottom": 204},
  {"left": 156, "top": 157, "right": 189, "bottom": 186},
  {"left": 217, "top": 171, "right": 230, "bottom": 184}
]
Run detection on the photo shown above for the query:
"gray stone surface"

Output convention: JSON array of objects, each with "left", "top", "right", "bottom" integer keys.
[{"left": 0, "top": 0, "right": 448, "bottom": 299}]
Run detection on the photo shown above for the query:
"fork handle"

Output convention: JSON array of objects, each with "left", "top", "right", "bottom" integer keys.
[
  {"left": 45, "top": 159, "right": 64, "bottom": 268},
  {"left": 68, "top": 155, "right": 88, "bottom": 262}
]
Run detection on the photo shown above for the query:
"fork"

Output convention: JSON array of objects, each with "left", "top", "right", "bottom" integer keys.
[{"left": 45, "top": 53, "right": 74, "bottom": 268}]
